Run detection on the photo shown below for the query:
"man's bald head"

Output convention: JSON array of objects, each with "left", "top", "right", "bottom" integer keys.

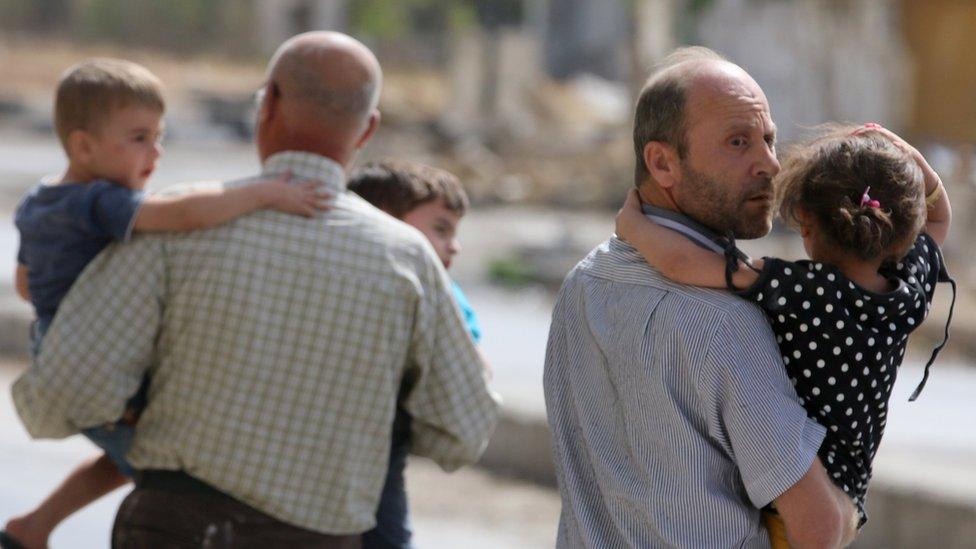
[
  {"left": 256, "top": 31, "right": 382, "bottom": 164},
  {"left": 632, "top": 46, "right": 738, "bottom": 186},
  {"left": 268, "top": 31, "right": 381, "bottom": 123}
]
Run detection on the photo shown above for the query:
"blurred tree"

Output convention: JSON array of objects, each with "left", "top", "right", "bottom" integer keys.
[
  {"left": 0, "top": 0, "right": 45, "bottom": 31},
  {"left": 77, "top": 0, "right": 220, "bottom": 55},
  {"left": 348, "top": 0, "right": 481, "bottom": 66},
  {"left": 33, "top": 0, "right": 70, "bottom": 32},
  {"left": 349, "top": 0, "right": 479, "bottom": 40}
]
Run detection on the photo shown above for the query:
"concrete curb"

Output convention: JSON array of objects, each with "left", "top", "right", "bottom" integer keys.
[{"left": 476, "top": 414, "right": 976, "bottom": 548}]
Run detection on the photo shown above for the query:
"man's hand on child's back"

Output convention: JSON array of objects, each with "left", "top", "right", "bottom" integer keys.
[{"left": 260, "top": 172, "right": 333, "bottom": 217}]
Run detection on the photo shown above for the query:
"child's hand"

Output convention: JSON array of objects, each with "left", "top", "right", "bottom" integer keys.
[
  {"left": 855, "top": 123, "right": 943, "bottom": 194},
  {"left": 615, "top": 188, "right": 650, "bottom": 243},
  {"left": 260, "top": 172, "right": 334, "bottom": 217}
]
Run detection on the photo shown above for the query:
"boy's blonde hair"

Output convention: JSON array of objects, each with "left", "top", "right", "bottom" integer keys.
[{"left": 55, "top": 58, "right": 165, "bottom": 150}]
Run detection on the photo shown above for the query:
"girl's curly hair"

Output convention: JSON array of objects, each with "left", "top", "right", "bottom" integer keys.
[{"left": 775, "top": 125, "right": 926, "bottom": 263}]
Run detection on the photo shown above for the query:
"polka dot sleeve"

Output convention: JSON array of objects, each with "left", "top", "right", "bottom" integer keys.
[
  {"left": 733, "top": 258, "right": 829, "bottom": 317},
  {"left": 885, "top": 232, "right": 944, "bottom": 309}
]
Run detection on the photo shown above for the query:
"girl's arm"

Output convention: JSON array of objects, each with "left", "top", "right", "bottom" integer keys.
[
  {"left": 133, "top": 173, "right": 332, "bottom": 233},
  {"left": 859, "top": 124, "right": 952, "bottom": 246},
  {"left": 614, "top": 189, "right": 761, "bottom": 290},
  {"left": 15, "top": 263, "right": 30, "bottom": 301}
]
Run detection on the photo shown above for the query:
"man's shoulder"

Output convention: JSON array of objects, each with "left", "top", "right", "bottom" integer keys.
[{"left": 567, "top": 237, "right": 759, "bottom": 319}]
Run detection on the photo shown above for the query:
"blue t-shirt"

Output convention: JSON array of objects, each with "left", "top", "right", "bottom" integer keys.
[
  {"left": 450, "top": 280, "right": 481, "bottom": 343},
  {"left": 15, "top": 180, "right": 145, "bottom": 324}
]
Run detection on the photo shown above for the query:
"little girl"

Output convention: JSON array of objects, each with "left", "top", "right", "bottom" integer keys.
[{"left": 615, "top": 124, "right": 954, "bottom": 542}]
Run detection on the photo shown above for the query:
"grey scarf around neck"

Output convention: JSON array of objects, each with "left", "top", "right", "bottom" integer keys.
[{"left": 640, "top": 203, "right": 736, "bottom": 254}]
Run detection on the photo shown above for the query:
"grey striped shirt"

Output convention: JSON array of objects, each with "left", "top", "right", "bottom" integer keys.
[{"left": 544, "top": 234, "right": 825, "bottom": 548}]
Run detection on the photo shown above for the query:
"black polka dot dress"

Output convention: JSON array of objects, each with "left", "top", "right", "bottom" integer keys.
[{"left": 736, "top": 233, "right": 945, "bottom": 525}]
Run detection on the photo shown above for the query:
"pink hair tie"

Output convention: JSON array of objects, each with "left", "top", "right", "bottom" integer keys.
[{"left": 860, "top": 186, "right": 881, "bottom": 209}]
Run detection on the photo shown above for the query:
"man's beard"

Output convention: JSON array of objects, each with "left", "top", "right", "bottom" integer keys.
[{"left": 675, "top": 161, "right": 774, "bottom": 239}]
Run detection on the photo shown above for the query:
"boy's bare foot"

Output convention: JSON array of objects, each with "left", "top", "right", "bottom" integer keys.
[{"left": 3, "top": 515, "right": 51, "bottom": 549}]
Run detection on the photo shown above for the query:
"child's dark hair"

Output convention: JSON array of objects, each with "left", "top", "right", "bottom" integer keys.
[
  {"left": 348, "top": 160, "right": 469, "bottom": 219},
  {"left": 775, "top": 125, "right": 926, "bottom": 262}
]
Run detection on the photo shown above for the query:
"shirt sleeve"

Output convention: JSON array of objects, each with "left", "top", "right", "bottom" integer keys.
[
  {"left": 11, "top": 236, "right": 165, "bottom": 438},
  {"left": 697, "top": 300, "right": 826, "bottom": 508},
  {"left": 893, "top": 232, "right": 945, "bottom": 298},
  {"left": 736, "top": 257, "right": 829, "bottom": 317},
  {"left": 81, "top": 181, "right": 146, "bottom": 242},
  {"left": 403, "top": 253, "right": 499, "bottom": 470}
]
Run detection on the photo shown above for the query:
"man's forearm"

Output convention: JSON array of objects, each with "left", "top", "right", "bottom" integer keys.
[
  {"left": 13, "top": 238, "right": 165, "bottom": 440},
  {"left": 775, "top": 459, "right": 857, "bottom": 548},
  {"left": 11, "top": 372, "right": 80, "bottom": 439}
]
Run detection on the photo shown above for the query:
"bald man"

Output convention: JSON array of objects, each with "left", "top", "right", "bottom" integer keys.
[
  {"left": 543, "top": 47, "right": 858, "bottom": 547},
  {"left": 13, "top": 32, "right": 498, "bottom": 548}
]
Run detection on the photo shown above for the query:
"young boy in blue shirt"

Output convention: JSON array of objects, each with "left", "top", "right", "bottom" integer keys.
[
  {"left": 349, "top": 160, "right": 482, "bottom": 549},
  {"left": 2, "top": 58, "right": 328, "bottom": 549}
]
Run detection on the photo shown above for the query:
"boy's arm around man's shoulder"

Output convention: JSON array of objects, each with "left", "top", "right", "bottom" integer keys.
[
  {"left": 133, "top": 175, "right": 330, "bottom": 233},
  {"left": 696, "top": 300, "right": 855, "bottom": 546},
  {"left": 400, "top": 250, "right": 499, "bottom": 471}
]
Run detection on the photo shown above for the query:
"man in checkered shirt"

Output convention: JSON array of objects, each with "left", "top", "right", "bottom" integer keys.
[{"left": 13, "top": 31, "right": 499, "bottom": 548}]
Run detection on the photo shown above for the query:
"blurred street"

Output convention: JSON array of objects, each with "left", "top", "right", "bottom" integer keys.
[{"left": 2, "top": 1, "right": 976, "bottom": 546}]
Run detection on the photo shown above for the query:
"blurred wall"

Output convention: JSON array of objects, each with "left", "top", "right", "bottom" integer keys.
[
  {"left": 695, "top": 0, "right": 910, "bottom": 143},
  {"left": 902, "top": 0, "right": 976, "bottom": 143}
]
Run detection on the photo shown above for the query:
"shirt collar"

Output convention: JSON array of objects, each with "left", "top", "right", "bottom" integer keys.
[
  {"left": 640, "top": 203, "right": 728, "bottom": 254},
  {"left": 261, "top": 151, "right": 346, "bottom": 194}
]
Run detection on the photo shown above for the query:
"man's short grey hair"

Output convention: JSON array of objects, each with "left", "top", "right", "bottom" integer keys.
[{"left": 632, "top": 46, "right": 727, "bottom": 186}]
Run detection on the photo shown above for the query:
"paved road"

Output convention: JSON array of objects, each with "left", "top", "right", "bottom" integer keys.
[{"left": 0, "top": 362, "right": 560, "bottom": 549}]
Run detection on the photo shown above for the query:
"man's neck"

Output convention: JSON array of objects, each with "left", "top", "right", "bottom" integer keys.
[
  {"left": 259, "top": 136, "right": 351, "bottom": 168},
  {"left": 635, "top": 182, "right": 745, "bottom": 259},
  {"left": 637, "top": 183, "right": 677, "bottom": 211}
]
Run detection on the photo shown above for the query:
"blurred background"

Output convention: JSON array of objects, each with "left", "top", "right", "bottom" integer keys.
[{"left": 0, "top": 1, "right": 973, "bottom": 547}]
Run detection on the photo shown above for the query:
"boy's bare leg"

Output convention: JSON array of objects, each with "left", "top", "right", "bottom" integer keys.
[{"left": 4, "top": 453, "right": 129, "bottom": 548}]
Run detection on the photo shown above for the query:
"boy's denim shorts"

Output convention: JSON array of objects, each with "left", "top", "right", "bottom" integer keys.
[
  {"left": 81, "top": 423, "right": 138, "bottom": 478},
  {"left": 31, "top": 319, "right": 143, "bottom": 479}
]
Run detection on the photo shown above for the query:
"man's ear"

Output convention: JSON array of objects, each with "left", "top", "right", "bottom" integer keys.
[
  {"left": 257, "top": 83, "right": 276, "bottom": 127},
  {"left": 643, "top": 141, "right": 681, "bottom": 189},
  {"left": 354, "top": 110, "right": 381, "bottom": 150}
]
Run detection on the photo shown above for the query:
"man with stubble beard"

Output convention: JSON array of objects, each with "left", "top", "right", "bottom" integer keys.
[{"left": 543, "top": 47, "right": 858, "bottom": 548}]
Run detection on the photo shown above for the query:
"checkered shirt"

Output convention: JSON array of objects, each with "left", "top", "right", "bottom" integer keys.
[{"left": 12, "top": 151, "right": 500, "bottom": 534}]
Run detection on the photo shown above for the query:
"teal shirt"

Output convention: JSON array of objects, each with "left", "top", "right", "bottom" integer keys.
[{"left": 451, "top": 281, "right": 481, "bottom": 343}]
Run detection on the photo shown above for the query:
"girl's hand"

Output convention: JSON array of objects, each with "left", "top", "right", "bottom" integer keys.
[
  {"left": 615, "top": 188, "right": 650, "bottom": 243},
  {"left": 260, "top": 172, "right": 334, "bottom": 217},
  {"left": 855, "top": 123, "right": 943, "bottom": 194}
]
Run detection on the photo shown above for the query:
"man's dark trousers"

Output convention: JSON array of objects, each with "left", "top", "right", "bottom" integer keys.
[{"left": 112, "top": 470, "right": 361, "bottom": 549}]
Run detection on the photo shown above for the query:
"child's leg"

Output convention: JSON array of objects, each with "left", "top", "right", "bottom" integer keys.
[
  {"left": 362, "top": 414, "right": 413, "bottom": 549},
  {"left": 763, "top": 509, "right": 791, "bottom": 549},
  {"left": 4, "top": 453, "right": 128, "bottom": 548}
]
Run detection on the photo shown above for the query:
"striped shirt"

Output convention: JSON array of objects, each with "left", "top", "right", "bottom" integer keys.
[
  {"left": 544, "top": 221, "right": 825, "bottom": 548},
  {"left": 13, "top": 151, "right": 500, "bottom": 534}
]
